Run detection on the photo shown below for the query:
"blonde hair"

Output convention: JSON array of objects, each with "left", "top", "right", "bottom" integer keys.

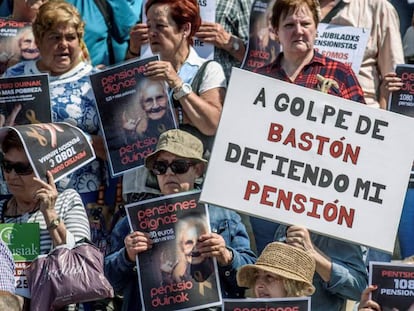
[
  {"left": 246, "top": 275, "right": 315, "bottom": 298},
  {"left": 283, "top": 278, "right": 315, "bottom": 297},
  {"left": 32, "top": 0, "right": 85, "bottom": 43}
]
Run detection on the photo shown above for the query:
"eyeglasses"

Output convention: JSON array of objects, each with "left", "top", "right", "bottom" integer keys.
[
  {"left": 152, "top": 159, "right": 196, "bottom": 175},
  {"left": 1, "top": 160, "right": 33, "bottom": 175}
]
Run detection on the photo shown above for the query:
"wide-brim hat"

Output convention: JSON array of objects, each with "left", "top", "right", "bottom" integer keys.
[
  {"left": 145, "top": 129, "right": 208, "bottom": 169},
  {"left": 237, "top": 242, "right": 315, "bottom": 292}
]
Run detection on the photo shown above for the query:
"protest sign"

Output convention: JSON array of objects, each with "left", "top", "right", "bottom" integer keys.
[
  {"left": 314, "top": 23, "right": 369, "bottom": 74},
  {"left": 388, "top": 64, "right": 414, "bottom": 183},
  {"left": 242, "top": 0, "right": 280, "bottom": 71},
  {"left": 0, "top": 223, "right": 40, "bottom": 298},
  {"left": 0, "top": 73, "right": 51, "bottom": 125},
  {"left": 126, "top": 191, "right": 222, "bottom": 311},
  {"left": 90, "top": 56, "right": 177, "bottom": 177},
  {"left": 200, "top": 68, "right": 414, "bottom": 252},
  {"left": 140, "top": 0, "right": 216, "bottom": 60},
  {"left": 223, "top": 298, "right": 311, "bottom": 311},
  {"left": 0, "top": 18, "right": 39, "bottom": 75},
  {"left": 0, "top": 122, "right": 95, "bottom": 182},
  {"left": 369, "top": 261, "right": 414, "bottom": 311},
  {"left": 388, "top": 64, "right": 414, "bottom": 117}
]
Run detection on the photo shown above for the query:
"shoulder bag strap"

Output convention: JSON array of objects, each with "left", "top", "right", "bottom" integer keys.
[
  {"left": 191, "top": 60, "right": 215, "bottom": 95},
  {"left": 93, "top": 0, "right": 115, "bottom": 65},
  {"left": 320, "top": 0, "right": 346, "bottom": 24},
  {"left": 174, "top": 60, "right": 215, "bottom": 123}
]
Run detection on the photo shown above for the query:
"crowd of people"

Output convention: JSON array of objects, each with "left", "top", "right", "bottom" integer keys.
[{"left": 0, "top": 0, "right": 413, "bottom": 310}]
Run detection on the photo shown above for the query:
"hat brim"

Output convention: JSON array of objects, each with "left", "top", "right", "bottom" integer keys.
[
  {"left": 237, "top": 264, "right": 315, "bottom": 292},
  {"left": 145, "top": 147, "right": 208, "bottom": 169}
]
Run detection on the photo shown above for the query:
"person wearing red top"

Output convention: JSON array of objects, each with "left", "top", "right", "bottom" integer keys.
[
  {"left": 254, "top": 0, "right": 365, "bottom": 104},
  {"left": 250, "top": 0, "right": 366, "bottom": 257},
  {"left": 251, "top": 2, "right": 367, "bottom": 310}
]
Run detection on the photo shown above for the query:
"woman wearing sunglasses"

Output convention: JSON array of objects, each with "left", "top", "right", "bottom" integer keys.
[
  {"left": 105, "top": 129, "right": 257, "bottom": 311},
  {"left": 0, "top": 129, "right": 90, "bottom": 254},
  {"left": 0, "top": 129, "right": 90, "bottom": 309}
]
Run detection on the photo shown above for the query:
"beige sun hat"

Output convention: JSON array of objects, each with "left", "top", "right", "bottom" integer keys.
[
  {"left": 145, "top": 129, "right": 208, "bottom": 169},
  {"left": 237, "top": 242, "right": 316, "bottom": 292}
]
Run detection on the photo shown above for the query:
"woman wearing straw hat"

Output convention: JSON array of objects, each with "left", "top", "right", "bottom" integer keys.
[{"left": 237, "top": 242, "right": 316, "bottom": 298}]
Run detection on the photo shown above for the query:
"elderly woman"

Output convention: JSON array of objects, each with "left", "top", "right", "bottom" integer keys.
[
  {"left": 255, "top": 0, "right": 365, "bottom": 102},
  {"left": 0, "top": 129, "right": 90, "bottom": 310},
  {"left": 105, "top": 129, "right": 256, "bottom": 311},
  {"left": 122, "top": 0, "right": 227, "bottom": 199},
  {"left": 143, "top": 0, "right": 225, "bottom": 134},
  {"left": 237, "top": 242, "right": 315, "bottom": 298},
  {"left": 250, "top": 0, "right": 368, "bottom": 258},
  {"left": 0, "top": 129, "right": 90, "bottom": 252},
  {"left": 250, "top": 1, "right": 368, "bottom": 310},
  {"left": 2, "top": 0, "right": 108, "bottom": 208}
]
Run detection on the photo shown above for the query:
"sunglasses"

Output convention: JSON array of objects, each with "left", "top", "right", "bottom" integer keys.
[
  {"left": 1, "top": 160, "right": 34, "bottom": 175},
  {"left": 152, "top": 159, "right": 196, "bottom": 175}
]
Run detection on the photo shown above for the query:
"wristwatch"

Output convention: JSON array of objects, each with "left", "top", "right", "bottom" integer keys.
[
  {"left": 173, "top": 83, "right": 192, "bottom": 100},
  {"left": 47, "top": 217, "right": 61, "bottom": 230}
]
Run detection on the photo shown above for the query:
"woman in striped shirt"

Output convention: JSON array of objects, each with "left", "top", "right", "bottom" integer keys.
[
  {"left": 0, "top": 129, "right": 91, "bottom": 310},
  {"left": 0, "top": 129, "right": 90, "bottom": 254}
]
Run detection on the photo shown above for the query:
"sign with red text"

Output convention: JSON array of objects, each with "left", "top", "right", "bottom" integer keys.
[
  {"left": 314, "top": 23, "right": 369, "bottom": 74},
  {"left": 0, "top": 122, "right": 95, "bottom": 182},
  {"left": 90, "top": 56, "right": 177, "bottom": 177},
  {"left": 126, "top": 191, "right": 222, "bottom": 311},
  {"left": 369, "top": 262, "right": 414, "bottom": 311},
  {"left": 200, "top": 68, "right": 414, "bottom": 252},
  {"left": 223, "top": 298, "right": 311, "bottom": 311},
  {"left": 388, "top": 64, "right": 414, "bottom": 117},
  {"left": 0, "top": 73, "right": 51, "bottom": 125}
]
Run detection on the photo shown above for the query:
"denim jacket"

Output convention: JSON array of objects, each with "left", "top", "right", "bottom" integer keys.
[
  {"left": 274, "top": 225, "right": 368, "bottom": 311},
  {"left": 104, "top": 204, "right": 257, "bottom": 311}
]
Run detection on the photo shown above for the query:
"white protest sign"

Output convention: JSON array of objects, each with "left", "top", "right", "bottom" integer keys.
[
  {"left": 141, "top": 0, "right": 215, "bottom": 59},
  {"left": 315, "top": 23, "right": 369, "bottom": 74},
  {"left": 200, "top": 68, "right": 414, "bottom": 252}
]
